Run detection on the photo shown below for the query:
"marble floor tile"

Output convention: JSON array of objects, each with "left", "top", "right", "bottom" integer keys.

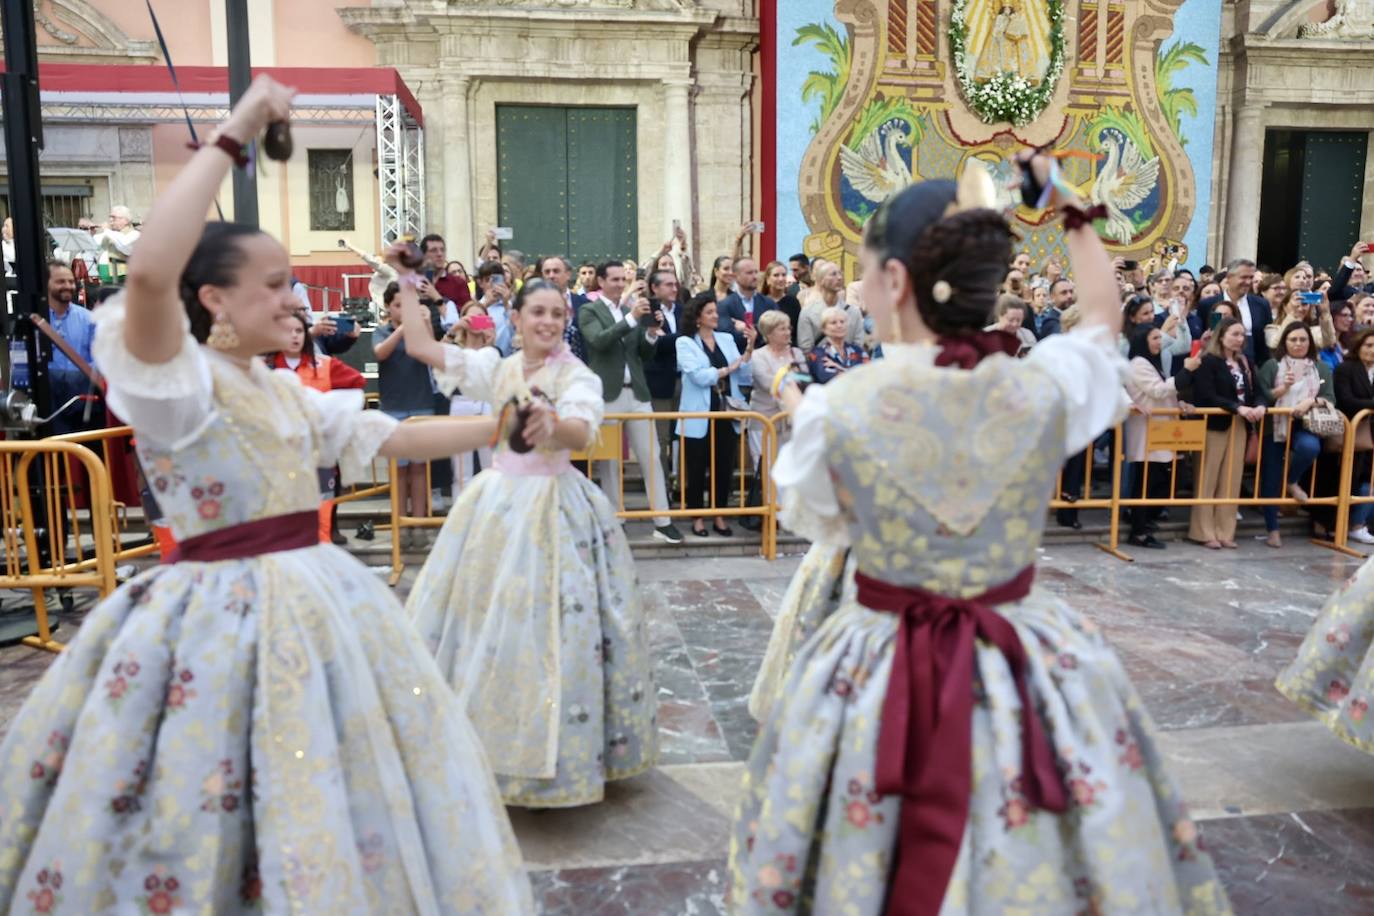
[
  {"left": 3, "top": 541, "right": 1372, "bottom": 913},
  {"left": 531, "top": 859, "right": 727, "bottom": 916},
  {"left": 1160, "top": 722, "right": 1374, "bottom": 821},
  {"left": 510, "top": 766, "right": 733, "bottom": 871},
  {"left": 1204, "top": 808, "right": 1374, "bottom": 914},
  {"left": 659, "top": 579, "right": 774, "bottom": 760}
]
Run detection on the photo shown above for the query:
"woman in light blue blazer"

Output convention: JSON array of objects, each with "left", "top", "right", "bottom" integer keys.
[{"left": 676, "top": 297, "right": 754, "bottom": 537}]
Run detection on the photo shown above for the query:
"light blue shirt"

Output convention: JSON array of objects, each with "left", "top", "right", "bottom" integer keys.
[
  {"left": 48, "top": 303, "right": 96, "bottom": 375},
  {"left": 487, "top": 302, "right": 514, "bottom": 356}
]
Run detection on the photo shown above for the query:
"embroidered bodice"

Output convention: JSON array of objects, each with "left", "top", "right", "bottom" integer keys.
[
  {"left": 93, "top": 303, "right": 397, "bottom": 541},
  {"left": 436, "top": 344, "right": 604, "bottom": 473},
  {"left": 774, "top": 327, "right": 1128, "bottom": 597}
]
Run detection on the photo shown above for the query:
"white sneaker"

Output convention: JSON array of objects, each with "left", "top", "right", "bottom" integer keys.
[{"left": 1351, "top": 527, "right": 1374, "bottom": 544}]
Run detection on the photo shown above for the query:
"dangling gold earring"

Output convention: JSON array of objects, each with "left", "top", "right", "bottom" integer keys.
[
  {"left": 889, "top": 309, "right": 904, "bottom": 342},
  {"left": 207, "top": 313, "right": 240, "bottom": 351}
]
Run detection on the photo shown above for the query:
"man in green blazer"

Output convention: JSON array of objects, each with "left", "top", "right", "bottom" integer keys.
[{"left": 578, "top": 260, "right": 683, "bottom": 544}]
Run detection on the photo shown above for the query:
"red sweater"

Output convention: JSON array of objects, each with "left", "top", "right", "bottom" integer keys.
[{"left": 268, "top": 353, "right": 365, "bottom": 392}]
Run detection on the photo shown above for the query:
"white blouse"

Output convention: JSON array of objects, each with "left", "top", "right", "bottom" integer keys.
[
  {"left": 773, "top": 325, "right": 1130, "bottom": 544},
  {"left": 92, "top": 302, "right": 398, "bottom": 483},
  {"left": 436, "top": 343, "right": 605, "bottom": 428}
]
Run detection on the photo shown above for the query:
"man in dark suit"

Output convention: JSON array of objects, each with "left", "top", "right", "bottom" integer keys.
[
  {"left": 1199, "top": 257, "right": 1272, "bottom": 366},
  {"left": 716, "top": 256, "right": 775, "bottom": 352},
  {"left": 645, "top": 267, "right": 685, "bottom": 494},
  {"left": 578, "top": 260, "right": 682, "bottom": 543},
  {"left": 539, "top": 254, "right": 588, "bottom": 362},
  {"left": 1037, "top": 277, "right": 1074, "bottom": 340}
]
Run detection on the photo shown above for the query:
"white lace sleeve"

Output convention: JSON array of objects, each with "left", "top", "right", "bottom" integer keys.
[
  {"left": 773, "top": 383, "right": 850, "bottom": 546},
  {"left": 435, "top": 344, "right": 502, "bottom": 401},
  {"left": 288, "top": 381, "right": 400, "bottom": 485},
  {"left": 91, "top": 298, "right": 212, "bottom": 447},
  {"left": 556, "top": 363, "right": 605, "bottom": 428},
  {"left": 1026, "top": 324, "right": 1131, "bottom": 456}
]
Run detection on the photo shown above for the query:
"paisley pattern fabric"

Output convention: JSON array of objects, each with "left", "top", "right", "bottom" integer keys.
[
  {"left": 0, "top": 326, "right": 533, "bottom": 913},
  {"left": 730, "top": 350, "right": 1232, "bottom": 914},
  {"left": 407, "top": 344, "right": 658, "bottom": 807},
  {"left": 1276, "top": 560, "right": 1374, "bottom": 753}
]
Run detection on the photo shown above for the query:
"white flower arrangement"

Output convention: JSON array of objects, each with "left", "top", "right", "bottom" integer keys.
[{"left": 949, "top": 0, "right": 1066, "bottom": 126}]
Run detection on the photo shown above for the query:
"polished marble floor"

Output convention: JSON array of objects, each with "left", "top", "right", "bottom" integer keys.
[{"left": 3, "top": 541, "right": 1373, "bottom": 913}]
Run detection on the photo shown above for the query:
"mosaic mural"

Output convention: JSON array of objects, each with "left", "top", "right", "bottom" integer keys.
[{"left": 774, "top": 0, "right": 1222, "bottom": 276}]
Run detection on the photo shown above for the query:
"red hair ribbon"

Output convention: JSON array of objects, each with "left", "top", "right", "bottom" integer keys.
[{"left": 934, "top": 330, "right": 1021, "bottom": 369}]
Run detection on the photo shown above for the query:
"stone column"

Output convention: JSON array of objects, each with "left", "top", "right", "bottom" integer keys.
[
  {"left": 1223, "top": 103, "right": 1266, "bottom": 262},
  {"left": 662, "top": 78, "right": 694, "bottom": 249},
  {"left": 441, "top": 74, "right": 474, "bottom": 259},
  {"left": 1362, "top": 130, "right": 1374, "bottom": 242}
]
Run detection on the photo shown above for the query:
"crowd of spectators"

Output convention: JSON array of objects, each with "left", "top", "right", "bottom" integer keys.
[{"left": 23, "top": 200, "right": 1374, "bottom": 551}]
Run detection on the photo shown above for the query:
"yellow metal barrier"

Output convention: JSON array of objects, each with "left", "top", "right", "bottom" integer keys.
[
  {"left": 385, "top": 410, "right": 781, "bottom": 582},
  {"left": 1069, "top": 407, "right": 1349, "bottom": 561},
  {"left": 1, "top": 439, "right": 118, "bottom": 652},
  {"left": 1325, "top": 407, "right": 1374, "bottom": 555},
  {"left": 49, "top": 426, "right": 159, "bottom": 567},
  {"left": 367, "top": 402, "right": 1374, "bottom": 578}
]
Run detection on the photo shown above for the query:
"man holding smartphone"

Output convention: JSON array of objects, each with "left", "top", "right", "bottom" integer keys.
[
  {"left": 474, "top": 261, "right": 515, "bottom": 355},
  {"left": 645, "top": 268, "right": 686, "bottom": 489},
  {"left": 419, "top": 233, "right": 471, "bottom": 308},
  {"left": 578, "top": 260, "right": 683, "bottom": 544}
]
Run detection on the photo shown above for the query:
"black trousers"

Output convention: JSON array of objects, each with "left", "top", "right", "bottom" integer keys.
[
  {"left": 1127, "top": 460, "right": 1171, "bottom": 537},
  {"left": 683, "top": 424, "right": 739, "bottom": 512},
  {"left": 1056, "top": 448, "right": 1087, "bottom": 526}
]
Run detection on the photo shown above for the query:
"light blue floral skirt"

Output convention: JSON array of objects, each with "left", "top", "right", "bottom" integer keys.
[
  {"left": 0, "top": 544, "right": 533, "bottom": 915},
  {"left": 731, "top": 591, "right": 1232, "bottom": 915},
  {"left": 1277, "top": 559, "right": 1374, "bottom": 753},
  {"left": 407, "top": 468, "right": 658, "bottom": 807}
]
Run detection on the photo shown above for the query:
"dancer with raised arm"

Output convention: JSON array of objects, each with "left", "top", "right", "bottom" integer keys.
[
  {"left": 398, "top": 276, "right": 658, "bottom": 808},
  {"left": 729, "top": 155, "right": 1230, "bottom": 914},
  {"left": 0, "top": 77, "right": 533, "bottom": 914}
]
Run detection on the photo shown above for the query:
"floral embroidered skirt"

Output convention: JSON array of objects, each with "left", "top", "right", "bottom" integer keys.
[
  {"left": 406, "top": 468, "right": 658, "bottom": 808},
  {"left": 1276, "top": 561, "right": 1374, "bottom": 753},
  {"left": 748, "top": 543, "right": 851, "bottom": 722},
  {"left": 0, "top": 543, "right": 533, "bottom": 915},
  {"left": 730, "top": 591, "right": 1233, "bottom": 915}
]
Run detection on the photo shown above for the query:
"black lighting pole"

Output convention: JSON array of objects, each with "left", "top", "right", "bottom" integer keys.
[
  {"left": 2, "top": 0, "right": 51, "bottom": 416},
  {"left": 1, "top": 0, "right": 56, "bottom": 641},
  {"left": 225, "top": 0, "right": 258, "bottom": 227}
]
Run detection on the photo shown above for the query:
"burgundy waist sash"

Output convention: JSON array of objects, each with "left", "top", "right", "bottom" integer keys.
[
  {"left": 165, "top": 510, "right": 319, "bottom": 564},
  {"left": 854, "top": 567, "right": 1068, "bottom": 916}
]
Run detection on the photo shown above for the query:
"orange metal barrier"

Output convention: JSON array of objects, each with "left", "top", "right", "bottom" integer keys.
[
  {"left": 1324, "top": 407, "right": 1374, "bottom": 554},
  {"left": 1102, "top": 407, "right": 1348, "bottom": 560},
  {"left": 1, "top": 439, "right": 118, "bottom": 652},
  {"left": 49, "top": 426, "right": 159, "bottom": 567},
  {"left": 385, "top": 411, "right": 781, "bottom": 583}
]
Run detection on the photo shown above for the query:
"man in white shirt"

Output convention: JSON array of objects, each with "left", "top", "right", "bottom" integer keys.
[
  {"left": 92, "top": 206, "right": 140, "bottom": 272},
  {"left": 577, "top": 260, "right": 682, "bottom": 544}
]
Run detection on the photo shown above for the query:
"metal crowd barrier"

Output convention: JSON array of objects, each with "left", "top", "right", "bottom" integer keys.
[
  {"left": 1, "top": 439, "right": 118, "bottom": 652},
  {"left": 49, "top": 426, "right": 159, "bottom": 567},
  {"left": 385, "top": 410, "right": 782, "bottom": 582}
]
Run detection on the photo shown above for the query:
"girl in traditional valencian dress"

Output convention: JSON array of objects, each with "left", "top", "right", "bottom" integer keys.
[
  {"left": 0, "top": 78, "right": 533, "bottom": 914},
  {"left": 730, "top": 156, "right": 1232, "bottom": 914},
  {"left": 398, "top": 279, "right": 658, "bottom": 808}
]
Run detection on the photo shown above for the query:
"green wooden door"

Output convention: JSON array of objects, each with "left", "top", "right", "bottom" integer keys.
[
  {"left": 1299, "top": 132, "right": 1368, "bottom": 271},
  {"left": 497, "top": 105, "right": 637, "bottom": 264}
]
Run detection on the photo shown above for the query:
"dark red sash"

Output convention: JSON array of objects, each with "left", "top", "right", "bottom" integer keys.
[
  {"left": 165, "top": 510, "right": 319, "bottom": 564},
  {"left": 855, "top": 567, "right": 1068, "bottom": 916}
]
